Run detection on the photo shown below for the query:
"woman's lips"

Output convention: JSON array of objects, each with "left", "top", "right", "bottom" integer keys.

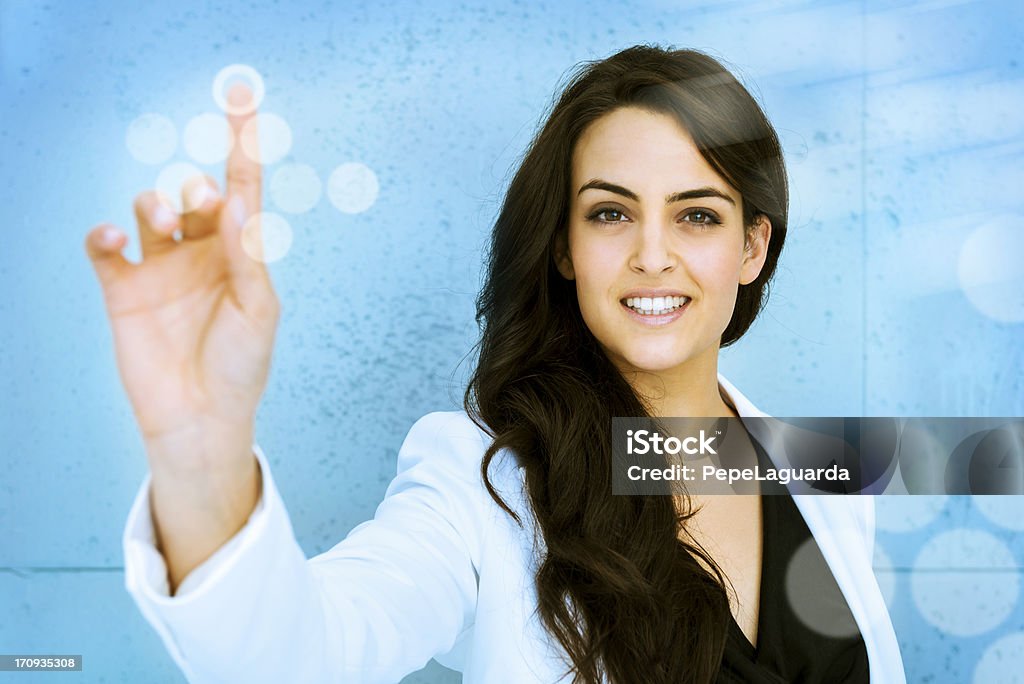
[{"left": 620, "top": 299, "right": 689, "bottom": 326}]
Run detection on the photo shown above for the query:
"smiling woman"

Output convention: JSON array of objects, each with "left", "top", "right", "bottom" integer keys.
[
  {"left": 557, "top": 107, "right": 773, "bottom": 412},
  {"left": 464, "top": 45, "right": 869, "bottom": 684},
  {"left": 91, "top": 44, "right": 905, "bottom": 684}
]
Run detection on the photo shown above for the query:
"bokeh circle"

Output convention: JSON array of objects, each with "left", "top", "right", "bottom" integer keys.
[
  {"left": 240, "top": 212, "right": 294, "bottom": 263},
  {"left": 974, "top": 496, "right": 1024, "bottom": 532},
  {"left": 239, "top": 113, "right": 293, "bottom": 165},
  {"left": 183, "top": 113, "right": 234, "bottom": 165},
  {"left": 327, "top": 162, "right": 380, "bottom": 214},
  {"left": 785, "top": 536, "right": 863, "bottom": 638},
  {"left": 154, "top": 162, "right": 206, "bottom": 213},
  {"left": 212, "top": 64, "right": 266, "bottom": 116},
  {"left": 972, "top": 631, "right": 1024, "bottom": 684},
  {"left": 126, "top": 113, "right": 177, "bottom": 165},
  {"left": 911, "top": 529, "right": 1018, "bottom": 637},
  {"left": 957, "top": 214, "right": 1024, "bottom": 322}
]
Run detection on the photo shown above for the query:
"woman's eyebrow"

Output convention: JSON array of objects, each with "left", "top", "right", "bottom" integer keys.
[{"left": 576, "top": 179, "right": 736, "bottom": 206}]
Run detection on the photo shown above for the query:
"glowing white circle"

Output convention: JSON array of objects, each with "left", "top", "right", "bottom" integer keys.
[
  {"left": 183, "top": 113, "right": 234, "bottom": 165},
  {"left": 911, "top": 529, "right": 1018, "bottom": 637},
  {"left": 154, "top": 162, "right": 206, "bottom": 214},
  {"left": 240, "top": 212, "right": 294, "bottom": 263},
  {"left": 212, "top": 64, "right": 266, "bottom": 116},
  {"left": 957, "top": 214, "right": 1024, "bottom": 322},
  {"left": 327, "top": 162, "right": 380, "bottom": 214},
  {"left": 126, "top": 113, "right": 177, "bottom": 165},
  {"left": 239, "top": 113, "right": 292, "bottom": 165}
]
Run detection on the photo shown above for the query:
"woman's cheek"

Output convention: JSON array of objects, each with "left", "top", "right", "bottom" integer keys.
[
  {"left": 690, "top": 259, "right": 742, "bottom": 329},
  {"left": 573, "top": 275, "right": 603, "bottom": 328}
]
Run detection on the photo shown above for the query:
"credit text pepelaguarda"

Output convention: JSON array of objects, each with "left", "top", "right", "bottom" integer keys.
[{"left": 626, "top": 463, "right": 852, "bottom": 486}]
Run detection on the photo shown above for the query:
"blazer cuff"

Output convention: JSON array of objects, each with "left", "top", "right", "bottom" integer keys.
[
  {"left": 122, "top": 447, "right": 269, "bottom": 598},
  {"left": 121, "top": 443, "right": 304, "bottom": 678}
]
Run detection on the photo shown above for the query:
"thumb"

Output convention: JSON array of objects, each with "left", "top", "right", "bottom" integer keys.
[
  {"left": 85, "top": 224, "right": 132, "bottom": 289},
  {"left": 219, "top": 194, "right": 277, "bottom": 319}
]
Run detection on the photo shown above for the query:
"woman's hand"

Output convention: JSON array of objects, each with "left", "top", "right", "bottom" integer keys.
[{"left": 85, "top": 83, "right": 278, "bottom": 477}]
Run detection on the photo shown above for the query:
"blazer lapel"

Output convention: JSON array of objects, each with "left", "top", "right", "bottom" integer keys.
[{"left": 718, "top": 374, "right": 907, "bottom": 683}]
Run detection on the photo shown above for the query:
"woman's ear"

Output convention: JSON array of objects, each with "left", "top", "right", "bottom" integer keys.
[
  {"left": 739, "top": 215, "right": 771, "bottom": 286},
  {"left": 554, "top": 231, "right": 576, "bottom": 280}
]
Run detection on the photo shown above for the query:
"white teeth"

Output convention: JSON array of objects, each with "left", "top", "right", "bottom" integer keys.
[{"left": 623, "top": 295, "right": 690, "bottom": 315}]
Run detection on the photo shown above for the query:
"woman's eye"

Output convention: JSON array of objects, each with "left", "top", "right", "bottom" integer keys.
[
  {"left": 588, "top": 208, "right": 628, "bottom": 223},
  {"left": 681, "top": 210, "right": 721, "bottom": 227}
]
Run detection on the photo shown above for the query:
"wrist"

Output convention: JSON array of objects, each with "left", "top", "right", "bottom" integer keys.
[{"left": 143, "top": 417, "right": 256, "bottom": 480}]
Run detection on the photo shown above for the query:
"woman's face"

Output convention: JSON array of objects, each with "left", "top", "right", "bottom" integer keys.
[{"left": 558, "top": 106, "right": 771, "bottom": 379}]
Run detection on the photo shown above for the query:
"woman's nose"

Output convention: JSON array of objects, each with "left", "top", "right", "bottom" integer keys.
[{"left": 629, "top": 223, "right": 677, "bottom": 274}]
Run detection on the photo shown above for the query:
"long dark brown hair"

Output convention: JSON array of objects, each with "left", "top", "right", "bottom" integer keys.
[{"left": 463, "top": 45, "right": 788, "bottom": 684}]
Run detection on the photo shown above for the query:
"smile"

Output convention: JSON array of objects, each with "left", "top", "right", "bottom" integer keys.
[{"left": 620, "top": 296, "right": 691, "bottom": 325}]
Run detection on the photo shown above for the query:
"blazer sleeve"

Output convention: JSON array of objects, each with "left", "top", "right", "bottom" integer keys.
[
  {"left": 122, "top": 412, "right": 486, "bottom": 684},
  {"left": 847, "top": 493, "right": 876, "bottom": 561}
]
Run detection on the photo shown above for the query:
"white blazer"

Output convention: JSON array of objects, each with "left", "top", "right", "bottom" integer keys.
[{"left": 123, "top": 376, "right": 907, "bottom": 683}]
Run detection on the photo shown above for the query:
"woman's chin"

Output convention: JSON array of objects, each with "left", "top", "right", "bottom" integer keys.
[{"left": 618, "top": 350, "right": 697, "bottom": 375}]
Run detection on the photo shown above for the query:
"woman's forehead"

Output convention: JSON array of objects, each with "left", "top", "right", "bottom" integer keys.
[{"left": 571, "top": 107, "right": 732, "bottom": 199}]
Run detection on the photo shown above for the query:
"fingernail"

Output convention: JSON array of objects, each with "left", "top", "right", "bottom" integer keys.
[
  {"left": 152, "top": 203, "right": 177, "bottom": 230},
  {"left": 227, "top": 84, "right": 251, "bottom": 108},
  {"left": 229, "top": 196, "right": 247, "bottom": 226},
  {"left": 102, "top": 226, "right": 120, "bottom": 244}
]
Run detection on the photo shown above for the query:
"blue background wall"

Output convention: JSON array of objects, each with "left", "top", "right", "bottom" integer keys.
[{"left": 2, "top": 0, "right": 1022, "bottom": 681}]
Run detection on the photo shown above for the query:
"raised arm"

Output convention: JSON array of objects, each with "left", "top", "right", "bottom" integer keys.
[
  {"left": 86, "top": 83, "right": 276, "bottom": 593},
  {"left": 89, "top": 85, "right": 486, "bottom": 682}
]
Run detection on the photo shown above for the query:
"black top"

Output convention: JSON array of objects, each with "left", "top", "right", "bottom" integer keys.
[{"left": 715, "top": 493, "right": 870, "bottom": 683}]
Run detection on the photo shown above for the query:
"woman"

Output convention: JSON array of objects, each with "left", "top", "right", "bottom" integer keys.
[{"left": 86, "top": 45, "right": 906, "bottom": 683}]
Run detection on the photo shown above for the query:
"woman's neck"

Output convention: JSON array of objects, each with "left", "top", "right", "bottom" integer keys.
[{"left": 620, "top": 351, "right": 737, "bottom": 419}]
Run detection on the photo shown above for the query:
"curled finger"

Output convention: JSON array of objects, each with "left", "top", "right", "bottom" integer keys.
[
  {"left": 181, "top": 175, "right": 223, "bottom": 240},
  {"left": 133, "top": 191, "right": 180, "bottom": 258}
]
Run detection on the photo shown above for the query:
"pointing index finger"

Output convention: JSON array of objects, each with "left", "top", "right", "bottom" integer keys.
[{"left": 225, "top": 83, "right": 261, "bottom": 219}]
